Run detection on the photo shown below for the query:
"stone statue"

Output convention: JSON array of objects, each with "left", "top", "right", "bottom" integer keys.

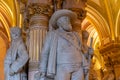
[
  {"left": 4, "top": 27, "right": 29, "bottom": 80},
  {"left": 81, "top": 30, "right": 94, "bottom": 80},
  {"left": 36, "top": 9, "right": 89, "bottom": 80}
]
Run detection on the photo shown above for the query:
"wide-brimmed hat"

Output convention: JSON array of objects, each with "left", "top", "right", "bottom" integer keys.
[{"left": 49, "top": 9, "right": 77, "bottom": 31}]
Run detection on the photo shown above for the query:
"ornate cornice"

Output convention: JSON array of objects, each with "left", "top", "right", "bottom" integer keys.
[
  {"left": 99, "top": 42, "right": 120, "bottom": 66},
  {"left": 99, "top": 42, "right": 120, "bottom": 54}
]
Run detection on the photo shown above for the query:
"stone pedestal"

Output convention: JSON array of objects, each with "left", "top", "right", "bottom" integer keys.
[{"left": 28, "top": 15, "right": 48, "bottom": 80}]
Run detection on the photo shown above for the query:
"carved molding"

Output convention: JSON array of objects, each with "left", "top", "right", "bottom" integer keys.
[
  {"left": 99, "top": 42, "right": 120, "bottom": 54},
  {"left": 30, "top": 25, "right": 48, "bottom": 30},
  {"left": 29, "top": 14, "right": 49, "bottom": 30}
]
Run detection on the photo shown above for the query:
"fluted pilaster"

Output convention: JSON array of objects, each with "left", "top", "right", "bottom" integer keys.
[
  {"left": 26, "top": 3, "right": 53, "bottom": 80},
  {"left": 28, "top": 14, "right": 48, "bottom": 80}
]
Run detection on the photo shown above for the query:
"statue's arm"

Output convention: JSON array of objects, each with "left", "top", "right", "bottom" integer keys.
[
  {"left": 39, "top": 32, "right": 52, "bottom": 73},
  {"left": 4, "top": 49, "right": 11, "bottom": 79},
  {"left": 88, "top": 37, "right": 94, "bottom": 56},
  {"left": 10, "top": 42, "right": 29, "bottom": 73}
]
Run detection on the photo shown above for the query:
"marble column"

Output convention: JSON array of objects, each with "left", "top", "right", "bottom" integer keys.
[
  {"left": 28, "top": 14, "right": 48, "bottom": 80},
  {"left": 25, "top": 3, "right": 53, "bottom": 80}
]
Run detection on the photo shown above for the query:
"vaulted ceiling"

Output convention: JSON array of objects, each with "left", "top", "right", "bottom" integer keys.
[
  {"left": 83, "top": 0, "right": 120, "bottom": 48},
  {"left": 0, "top": 0, "right": 17, "bottom": 43}
]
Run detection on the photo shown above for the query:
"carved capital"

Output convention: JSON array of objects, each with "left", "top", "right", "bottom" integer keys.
[{"left": 28, "top": 3, "right": 53, "bottom": 18}]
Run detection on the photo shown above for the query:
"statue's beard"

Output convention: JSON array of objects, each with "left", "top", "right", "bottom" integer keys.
[{"left": 62, "top": 25, "right": 72, "bottom": 32}]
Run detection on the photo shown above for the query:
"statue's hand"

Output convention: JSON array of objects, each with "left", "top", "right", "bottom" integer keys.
[
  {"left": 34, "top": 72, "right": 45, "bottom": 80},
  {"left": 84, "top": 69, "right": 89, "bottom": 76},
  {"left": 88, "top": 47, "right": 94, "bottom": 55},
  {"left": 9, "top": 69, "right": 15, "bottom": 76},
  {"left": 34, "top": 72, "right": 40, "bottom": 80},
  {"left": 41, "top": 72, "right": 45, "bottom": 77}
]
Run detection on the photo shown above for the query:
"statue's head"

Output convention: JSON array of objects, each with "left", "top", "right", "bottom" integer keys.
[
  {"left": 57, "top": 16, "right": 72, "bottom": 31},
  {"left": 49, "top": 9, "right": 77, "bottom": 31},
  {"left": 10, "top": 27, "right": 21, "bottom": 40},
  {"left": 82, "top": 30, "right": 89, "bottom": 40}
]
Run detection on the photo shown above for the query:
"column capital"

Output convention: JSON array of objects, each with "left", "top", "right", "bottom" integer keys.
[{"left": 27, "top": 3, "right": 53, "bottom": 18}]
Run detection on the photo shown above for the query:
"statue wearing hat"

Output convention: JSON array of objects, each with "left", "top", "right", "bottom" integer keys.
[
  {"left": 81, "top": 30, "right": 94, "bottom": 80},
  {"left": 4, "top": 27, "right": 29, "bottom": 80},
  {"left": 36, "top": 9, "right": 89, "bottom": 80}
]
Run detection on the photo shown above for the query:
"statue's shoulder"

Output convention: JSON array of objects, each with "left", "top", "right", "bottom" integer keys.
[
  {"left": 17, "top": 38, "right": 26, "bottom": 47},
  {"left": 47, "top": 30, "right": 57, "bottom": 35}
]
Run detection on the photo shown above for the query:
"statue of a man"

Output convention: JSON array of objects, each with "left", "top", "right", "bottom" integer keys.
[
  {"left": 81, "top": 30, "right": 94, "bottom": 80},
  {"left": 36, "top": 9, "right": 88, "bottom": 80},
  {"left": 4, "top": 27, "right": 29, "bottom": 80}
]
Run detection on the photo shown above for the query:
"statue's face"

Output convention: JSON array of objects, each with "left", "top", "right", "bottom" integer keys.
[
  {"left": 10, "top": 29, "right": 21, "bottom": 40},
  {"left": 57, "top": 16, "right": 72, "bottom": 31},
  {"left": 82, "top": 31, "right": 89, "bottom": 40},
  {"left": 10, "top": 32, "right": 20, "bottom": 40}
]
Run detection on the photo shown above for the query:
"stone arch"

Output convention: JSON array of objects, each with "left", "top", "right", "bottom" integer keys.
[
  {"left": 0, "top": 14, "right": 11, "bottom": 41},
  {"left": 86, "top": 5, "right": 110, "bottom": 42},
  {"left": 0, "top": 1, "right": 13, "bottom": 26}
]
